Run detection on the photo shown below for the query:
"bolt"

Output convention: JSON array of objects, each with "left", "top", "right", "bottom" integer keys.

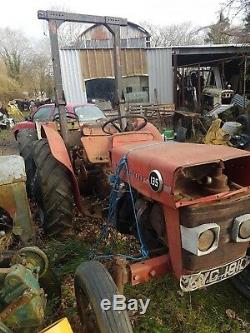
[
  {"left": 133, "top": 275, "right": 139, "bottom": 281},
  {"left": 0, "top": 231, "right": 5, "bottom": 237}
]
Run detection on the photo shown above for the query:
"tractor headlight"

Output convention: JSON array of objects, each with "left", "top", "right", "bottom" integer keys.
[
  {"left": 181, "top": 223, "right": 220, "bottom": 256},
  {"left": 198, "top": 229, "right": 216, "bottom": 252},
  {"left": 232, "top": 214, "right": 250, "bottom": 242}
]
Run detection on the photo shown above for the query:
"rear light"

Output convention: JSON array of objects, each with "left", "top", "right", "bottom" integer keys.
[
  {"left": 180, "top": 223, "right": 220, "bottom": 256},
  {"left": 232, "top": 214, "right": 250, "bottom": 242}
]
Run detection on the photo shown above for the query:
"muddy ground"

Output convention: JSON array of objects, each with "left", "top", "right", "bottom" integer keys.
[
  {"left": 0, "top": 128, "right": 250, "bottom": 333},
  {"left": 0, "top": 129, "right": 18, "bottom": 155}
]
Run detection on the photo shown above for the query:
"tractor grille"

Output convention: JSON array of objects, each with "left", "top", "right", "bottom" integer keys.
[{"left": 180, "top": 192, "right": 250, "bottom": 272}]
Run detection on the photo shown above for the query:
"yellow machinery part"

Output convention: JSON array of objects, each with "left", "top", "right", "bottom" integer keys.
[
  {"left": 39, "top": 318, "right": 73, "bottom": 333},
  {"left": 204, "top": 119, "right": 231, "bottom": 146}
]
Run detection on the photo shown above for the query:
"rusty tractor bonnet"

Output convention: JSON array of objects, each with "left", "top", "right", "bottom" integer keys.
[{"left": 110, "top": 138, "right": 250, "bottom": 292}]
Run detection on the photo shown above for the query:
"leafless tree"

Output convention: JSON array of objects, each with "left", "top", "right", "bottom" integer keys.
[
  {"left": 0, "top": 28, "right": 53, "bottom": 100},
  {"left": 192, "top": 3, "right": 249, "bottom": 45},
  {"left": 217, "top": 0, "right": 250, "bottom": 42},
  {"left": 140, "top": 21, "right": 205, "bottom": 47},
  {"left": 223, "top": 0, "right": 249, "bottom": 17},
  {"left": 0, "top": 28, "right": 33, "bottom": 80}
]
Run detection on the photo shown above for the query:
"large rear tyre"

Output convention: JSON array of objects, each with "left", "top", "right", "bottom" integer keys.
[
  {"left": 32, "top": 139, "right": 74, "bottom": 237},
  {"left": 16, "top": 129, "right": 37, "bottom": 196},
  {"left": 75, "top": 261, "right": 133, "bottom": 333}
]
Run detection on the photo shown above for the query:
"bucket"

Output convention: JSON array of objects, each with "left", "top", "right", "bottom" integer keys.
[
  {"left": 222, "top": 122, "right": 242, "bottom": 136},
  {"left": 163, "top": 129, "right": 175, "bottom": 140}
]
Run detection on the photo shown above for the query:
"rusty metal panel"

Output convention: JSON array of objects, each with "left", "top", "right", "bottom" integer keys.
[
  {"left": 111, "top": 142, "right": 250, "bottom": 211},
  {"left": 41, "top": 123, "right": 84, "bottom": 215},
  {"left": 130, "top": 254, "right": 171, "bottom": 285},
  {"left": 85, "top": 24, "right": 111, "bottom": 40},
  {"left": 79, "top": 23, "right": 148, "bottom": 48},
  {"left": 180, "top": 193, "right": 250, "bottom": 272},
  {"left": 79, "top": 48, "right": 147, "bottom": 79},
  {"left": 147, "top": 48, "right": 173, "bottom": 104},
  {"left": 59, "top": 50, "right": 87, "bottom": 104},
  {"left": 83, "top": 24, "right": 148, "bottom": 41},
  {"left": 0, "top": 156, "right": 34, "bottom": 242},
  {"left": 0, "top": 155, "right": 26, "bottom": 185},
  {"left": 81, "top": 136, "right": 110, "bottom": 164}
]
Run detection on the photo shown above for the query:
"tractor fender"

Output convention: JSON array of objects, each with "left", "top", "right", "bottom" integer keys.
[
  {"left": 41, "top": 123, "right": 85, "bottom": 215},
  {"left": 12, "top": 121, "right": 35, "bottom": 138}
]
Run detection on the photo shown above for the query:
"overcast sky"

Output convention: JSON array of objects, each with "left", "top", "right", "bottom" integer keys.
[{"left": 0, "top": 0, "right": 225, "bottom": 39}]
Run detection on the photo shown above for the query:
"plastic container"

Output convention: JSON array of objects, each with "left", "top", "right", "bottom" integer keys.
[
  {"left": 222, "top": 122, "right": 242, "bottom": 136},
  {"left": 163, "top": 129, "right": 175, "bottom": 140}
]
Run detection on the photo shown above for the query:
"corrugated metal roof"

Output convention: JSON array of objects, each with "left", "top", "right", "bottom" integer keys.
[
  {"left": 147, "top": 48, "right": 173, "bottom": 104},
  {"left": 60, "top": 50, "right": 87, "bottom": 104}
]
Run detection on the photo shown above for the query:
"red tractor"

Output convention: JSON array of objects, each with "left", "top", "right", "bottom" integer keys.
[
  {"left": 73, "top": 120, "right": 250, "bottom": 332},
  {"left": 12, "top": 9, "right": 250, "bottom": 332},
  {"left": 14, "top": 112, "right": 250, "bottom": 320}
]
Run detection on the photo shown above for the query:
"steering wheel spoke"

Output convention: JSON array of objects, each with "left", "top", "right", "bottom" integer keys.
[{"left": 110, "top": 121, "right": 122, "bottom": 132}]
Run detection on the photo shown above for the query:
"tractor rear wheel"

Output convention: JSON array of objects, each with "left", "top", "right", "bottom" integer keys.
[
  {"left": 16, "top": 129, "right": 37, "bottom": 196},
  {"left": 75, "top": 261, "right": 133, "bottom": 333},
  {"left": 32, "top": 139, "right": 74, "bottom": 237}
]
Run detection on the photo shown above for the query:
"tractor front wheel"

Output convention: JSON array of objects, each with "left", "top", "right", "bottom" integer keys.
[
  {"left": 32, "top": 139, "right": 74, "bottom": 237},
  {"left": 75, "top": 261, "right": 133, "bottom": 333}
]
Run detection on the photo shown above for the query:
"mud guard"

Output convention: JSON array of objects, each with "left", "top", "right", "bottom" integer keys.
[
  {"left": 41, "top": 124, "right": 85, "bottom": 215},
  {"left": 12, "top": 121, "right": 35, "bottom": 138}
]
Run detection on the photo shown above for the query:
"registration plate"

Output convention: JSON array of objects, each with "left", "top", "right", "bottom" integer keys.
[{"left": 180, "top": 256, "right": 250, "bottom": 292}]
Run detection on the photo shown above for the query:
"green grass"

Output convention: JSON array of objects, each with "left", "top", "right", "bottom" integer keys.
[
  {"left": 128, "top": 277, "right": 250, "bottom": 333},
  {"left": 43, "top": 235, "right": 250, "bottom": 333},
  {"left": 0, "top": 128, "right": 13, "bottom": 140}
]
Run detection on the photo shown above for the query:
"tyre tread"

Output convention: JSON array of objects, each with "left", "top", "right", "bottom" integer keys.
[{"left": 32, "top": 139, "right": 73, "bottom": 236}]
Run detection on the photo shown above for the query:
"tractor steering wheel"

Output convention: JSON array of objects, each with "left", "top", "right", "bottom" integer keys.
[{"left": 102, "top": 115, "right": 148, "bottom": 135}]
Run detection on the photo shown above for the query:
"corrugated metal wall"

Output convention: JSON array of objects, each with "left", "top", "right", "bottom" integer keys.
[
  {"left": 59, "top": 48, "right": 173, "bottom": 105},
  {"left": 60, "top": 50, "right": 87, "bottom": 104},
  {"left": 147, "top": 48, "right": 173, "bottom": 104},
  {"left": 79, "top": 49, "right": 147, "bottom": 79}
]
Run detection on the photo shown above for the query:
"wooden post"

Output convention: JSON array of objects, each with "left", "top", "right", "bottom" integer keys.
[
  {"left": 181, "top": 67, "right": 185, "bottom": 107},
  {"left": 173, "top": 52, "right": 178, "bottom": 109},
  {"left": 197, "top": 64, "right": 201, "bottom": 113}
]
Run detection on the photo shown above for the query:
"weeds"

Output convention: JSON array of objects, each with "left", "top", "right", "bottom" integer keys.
[{"left": 43, "top": 231, "right": 250, "bottom": 333}]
